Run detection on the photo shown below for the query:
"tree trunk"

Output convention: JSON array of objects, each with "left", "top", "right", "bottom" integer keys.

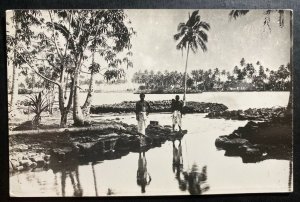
[
  {"left": 183, "top": 44, "right": 190, "bottom": 105},
  {"left": 287, "top": 10, "right": 293, "bottom": 114},
  {"left": 10, "top": 63, "right": 19, "bottom": 115},
  {"left": 58, "top": 85, "right": 67, "bottom": 127},
  {"left": 73, "top": 65, "right": 85, "bottom": 126},
  {"left": 82, "top": 69, "right": 95, "bottom": 118},
  {"left": 9, "top": 11, "right": 19, "bottom": 118},
  {"left": 60, "top": 110, "right": 68, "bottom": 128}
]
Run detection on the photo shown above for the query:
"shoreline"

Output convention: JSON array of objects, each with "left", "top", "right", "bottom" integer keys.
[
  {"left": 9, "top": 120, "right": 187, "bottom": 174},
  {"left": 91, "top": 100, "right": 228, "bottom": 114},
  {"left": 9, "top": 100, "right": 292, "bottom": 175}
]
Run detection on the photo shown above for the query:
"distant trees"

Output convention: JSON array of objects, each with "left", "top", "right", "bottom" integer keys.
[
  {"left": 229, "top": 9, "right": 292, "bottom": 113},
  {"left": 132, "top": 70, "right": 185, "bottom": 90},
  {"left": 132, "top": 59, "right": 291, "bottom": 92}
]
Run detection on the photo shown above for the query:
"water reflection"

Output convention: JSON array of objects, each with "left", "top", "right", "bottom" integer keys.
[
  {"left": 172, "top": 140, "right": 183, "bottom": 179},
  {"left": 172, "top": 139, "right": 209, "bottom": 195},
  {"left": 53, "top": 163, "right": 83, "bottom": 197},
  {"left": 91, "top": 162, "right": 98, "bottom": 196},
  {"left": 137, "top": 150, "right": 152, "bottom": 193}
]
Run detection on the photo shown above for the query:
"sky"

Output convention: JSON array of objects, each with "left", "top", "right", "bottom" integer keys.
[
  {"left": 6, "top": 9, "right": 291, "bottom": 83},
  {"left": 124, "top": 9, "right": 291, "bottom": 77}
]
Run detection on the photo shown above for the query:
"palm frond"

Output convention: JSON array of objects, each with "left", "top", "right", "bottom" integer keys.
[
  {"left": 176, "top": 39, "right": 186, "bottom": 50},
  {"left": 177, "top": 22, "right": 186, "bottom": 31},
  {"left": 196, "top": 21, "right": 210, "bottom": 31},
  {"left": 174, "top": 33, "right": 183, "bottom": 41},
  {"left": 196, "top": 37, "right": 207, "bottom": 52},
  {"left": 229, "top": 10, "right": 250, "bottom": 20},
  {"left": 196, "top": 30, "right": 208, "bottom": 42},
  {"left": 190, "top": 40, "right": 198, "bottom": 53},
  {"left": 186, "top": 10, "right": 199, "bottom": 27}
]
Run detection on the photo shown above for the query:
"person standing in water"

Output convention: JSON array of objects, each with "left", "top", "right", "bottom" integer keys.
[
  {"left": 171, "top": 95, "right": 184, "bottom": 132},
  {"left": 136, "top": 93, "right": 151, "bottom": 146}
]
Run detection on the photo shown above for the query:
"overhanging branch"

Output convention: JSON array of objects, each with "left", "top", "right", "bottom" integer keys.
[{"left": 16, "top": 51, "right": 61, "bottom": 87}]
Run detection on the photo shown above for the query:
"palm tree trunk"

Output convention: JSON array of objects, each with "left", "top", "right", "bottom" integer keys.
[{"left": 183, "top": 44, "right": 190, "bottom": 105}]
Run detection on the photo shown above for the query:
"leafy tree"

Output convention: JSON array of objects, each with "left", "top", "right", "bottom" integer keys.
[
  {"left": 7, "top": 10, "right": 41, "bottom": 116},
  {"left": 10, "top": 10, "right": 134, "bottom": 127}
]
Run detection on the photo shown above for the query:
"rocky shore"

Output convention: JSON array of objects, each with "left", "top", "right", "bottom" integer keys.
[
  {"left": 134, "top": 89, "right": 203, "bottom": 94},
  {"left": 206, "top": 107, "right": 287, "bottom": 121},
  {"left": 9, "top": 120, "right": 187, "bottom": 174},
  {"left": 90, "top": 100, "right": 228, "bottom": 114},
  {"left": 215, "top": 118, "right": 292, "bottom": 163}
]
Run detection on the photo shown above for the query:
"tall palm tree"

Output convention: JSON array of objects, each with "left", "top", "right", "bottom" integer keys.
[{"left": 174, "top": 10, "right": 210, "bottom": 104}]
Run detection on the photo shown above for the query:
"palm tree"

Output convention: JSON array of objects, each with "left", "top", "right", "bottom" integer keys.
[{"left": 174, "top": 10, "right": 210, "bottom": 105}]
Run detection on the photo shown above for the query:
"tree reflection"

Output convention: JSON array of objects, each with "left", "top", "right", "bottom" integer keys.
[
  {"left": 136, "top": 150, "right": 151, "bottom": 193},
  {"left": 58, "top": 164, "right": 83, "bottom": 197},
  {"left": 182, "top": 164, "right": 209, "bottom": 195},
  {"left": 172, "top": 139, "right": 210, "bottom": 195}
]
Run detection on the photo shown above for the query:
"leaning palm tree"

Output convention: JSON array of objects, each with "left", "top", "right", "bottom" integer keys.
[{"left": 174, "top": 10, "right": 210, "bottom": 105}]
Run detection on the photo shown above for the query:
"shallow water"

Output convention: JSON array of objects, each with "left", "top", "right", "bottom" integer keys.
[{"left": 10, "top": 112, "right": 292, "bottom": 196}]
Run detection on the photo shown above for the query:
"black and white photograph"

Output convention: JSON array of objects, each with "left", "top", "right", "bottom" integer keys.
[{"left": 7, "top": 9, "right": 293, "bottom": 196}]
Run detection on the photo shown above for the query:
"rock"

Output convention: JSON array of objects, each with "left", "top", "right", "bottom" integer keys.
[
  {"left": 13, "top": 144, "right": 29, "bottom": 152},
  {"left": 16, "top": 166, "right": 24, "bottom": 171},
  {"left": 44, "top": 155, "right": 51, "bottom": 161},
  {"left": 245, "top": 147, "right": 262, "bottom": 156},
  {"left": 150, "top": 121, "right": 159, "bottom": 125},
  {"left": 30, "top": 162, "right": 37, "bottom": 168},
  {"left": 51, "top": 147, "right": 74, "bottom": 160},
  {"left": 75, "top": 142, "right": 97, "bottom": 151},
  {"left": 91, "top": 100, "right": 228, "bottom": 114},
  {"left": 30, "top": 156, "right": 45, "bottom": 167},
  {"left": 215, "top": 137, "right": 249, "bottom": 149},
  {"left": 9, "top": 161, "right": 14, "bottom": 172},
  {"left": 20, "top": 159, "right": 32, "bottom": 168},
  {"left": 10, "top": 159, "right": 20, "bottom": 170}
]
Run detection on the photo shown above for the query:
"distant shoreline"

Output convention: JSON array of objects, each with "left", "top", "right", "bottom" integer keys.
[
  {"left": 133, "top": 90, "right": 289, "bottom": 94},
  {"left": 8, "top": 90, "right": 290, "bottom": 95}
]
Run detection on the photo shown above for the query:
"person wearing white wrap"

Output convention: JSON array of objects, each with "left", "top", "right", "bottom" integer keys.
[{"left": 135, "top": 93, "right": 151, "bottom": 146}]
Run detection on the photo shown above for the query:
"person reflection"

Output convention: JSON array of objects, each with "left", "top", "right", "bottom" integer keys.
[
  {"left": 172, "top": 139, "right": 183, "bottom": 178},
  {"left": 172, "top": 139, "right": 187, "bottom": 191},
  {"left": 137, "top": 150, "right": 151, "bottom": 193},
  {"left": 182, "top": 164, "right": 210, "bottom": 195}
]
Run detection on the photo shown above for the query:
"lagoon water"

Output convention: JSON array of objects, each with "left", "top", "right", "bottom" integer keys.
[{"left": 10, "top": 92, "right": 292, "bottom": 196}]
